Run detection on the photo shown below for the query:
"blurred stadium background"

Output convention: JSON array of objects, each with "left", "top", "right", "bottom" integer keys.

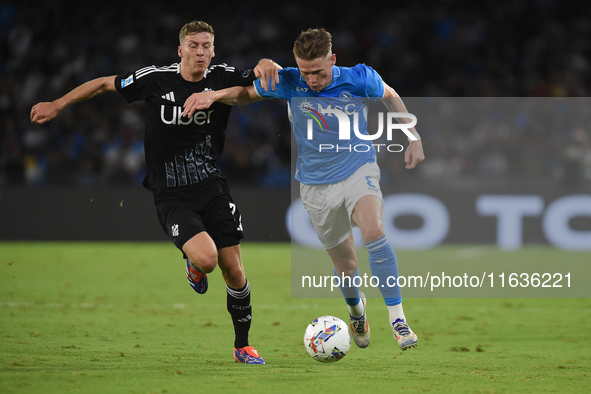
[{"left": 1, "top": 0, "right": 590, "bottom": 248}]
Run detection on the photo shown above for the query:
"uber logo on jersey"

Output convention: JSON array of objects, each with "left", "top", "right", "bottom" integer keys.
[{"left": 160, "top": 105, "right": 214, "bottom": 126}]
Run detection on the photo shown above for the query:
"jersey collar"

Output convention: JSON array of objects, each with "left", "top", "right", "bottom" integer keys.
[{"left": 331, "top": 65, "right": 341, "bottom": 81}]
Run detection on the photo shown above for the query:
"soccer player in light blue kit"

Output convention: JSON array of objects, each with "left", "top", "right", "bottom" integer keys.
[{"left": 183, "top": 28, "right": 424, "bottom": 351}]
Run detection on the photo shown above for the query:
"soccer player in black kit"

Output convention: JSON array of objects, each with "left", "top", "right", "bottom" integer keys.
[{"left": 30, "top": 20, "right": 281, "bottom": 364}]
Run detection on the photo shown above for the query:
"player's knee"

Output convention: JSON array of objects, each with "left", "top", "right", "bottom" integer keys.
[
  {"left": 222, "top": 264, "right": 245, "bottom": 288},
  {"left": 361, "top": 224, "right": 385, "bottom": 244},
  {"left": 335, "top": 263, "right": 358, "bottom": 278},
  {"left": 188, "top": 251, "right": 218, "bottom": 273}
]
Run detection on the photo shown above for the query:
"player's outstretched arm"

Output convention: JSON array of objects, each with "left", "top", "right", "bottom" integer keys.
[
  {"left": 183, "top": 58, "right": 280, "bottom": 117},
  {"left": 381, "top": 82, "right": 425, "bottom": 169},
  {"left": 183, "top": 85, "right": 261, "bottom": 118},
  {"left": 253, "top": 58, "right": 282, "bottom": 91},
  {"left": 30, "top": 76, "right": 117, "bottom": 124}
]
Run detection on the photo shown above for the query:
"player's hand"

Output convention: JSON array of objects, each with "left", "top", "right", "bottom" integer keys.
[
  {"left": 30, "top": 101, "right": 61, "bottom": 124},
  {"left": 183, "top": 92, "right": 216, "bottom": 118},
  {"left": 254, "top": 58, "right": 282, "bottom": 91},
  {"left": 405, "top": 140, "right": 425, "bottom": 169}
]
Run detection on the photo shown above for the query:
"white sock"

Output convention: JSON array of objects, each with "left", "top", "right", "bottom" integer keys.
[
  {"left": 348, "top": 299, "right": 365, "bottom": 318},
  {"left": 387, "top": 303, "right": 406, "bottom": 324}
]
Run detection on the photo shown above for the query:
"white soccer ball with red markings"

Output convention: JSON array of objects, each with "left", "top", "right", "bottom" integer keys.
[{"left": 304, "top": 315, "right": 351, "bottom": 362}]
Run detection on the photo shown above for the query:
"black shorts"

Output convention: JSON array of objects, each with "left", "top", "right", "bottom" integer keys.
[{"left": 155, "top": 178, "right": 244, "bottom": 254}]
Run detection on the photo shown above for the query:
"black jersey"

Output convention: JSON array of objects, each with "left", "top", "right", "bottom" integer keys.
[{"left": 115, "top": 63, "right": 255, "bottom": 199}]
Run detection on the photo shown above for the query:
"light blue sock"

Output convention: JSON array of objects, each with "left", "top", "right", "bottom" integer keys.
[
  {"left": 334, "top": 267, "right": 361, "bottom": 306},
  {"left": 366, "top": 236, "right": 402, "bottom": 306}
]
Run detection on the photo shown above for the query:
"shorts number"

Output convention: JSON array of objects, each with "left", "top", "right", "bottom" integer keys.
[
  {"left": 365, "top": 176, "right": 376, "bottom": 188},
  {"left": 365, "top": 176, "right": 379, "bottom": 192},
  {"left": 229, "top": 202, "right": 243, "bottom": 231}
]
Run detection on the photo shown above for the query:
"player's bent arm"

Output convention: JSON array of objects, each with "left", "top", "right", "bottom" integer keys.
[
  {"left": 31, "top": 76, "right": 117, "bottom": 124},
  {"left": 381, "top": 82, "right": 425, "bottom": 169},
  {"left": 253, "top": 58, "right": 282, "bottom": 91},
  {"left": 183, "top": 85, "right": 262, "bottom": 118},
  {"left": 380, "top": 82, "right": 421, "bottom": 141},
  {"left": 219, "top": 85, "right": 262, "bottom": 106}
]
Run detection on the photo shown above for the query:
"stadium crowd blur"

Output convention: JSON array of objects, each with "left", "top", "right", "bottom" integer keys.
[{"left": 2, "top": 0, "right": 591, "bottom": 190}]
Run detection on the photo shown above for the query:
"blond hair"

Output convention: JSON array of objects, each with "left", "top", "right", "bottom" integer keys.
[
  {"left": 293, "top": 28, "right": 332, "bottom": 60},
  {"left": 179, "top": 20, "right": 215, "bottom": 44}
]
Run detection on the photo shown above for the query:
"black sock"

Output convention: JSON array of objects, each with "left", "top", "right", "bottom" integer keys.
[{"left": 226, "top": 279, "right": 252, "bottom": 349}]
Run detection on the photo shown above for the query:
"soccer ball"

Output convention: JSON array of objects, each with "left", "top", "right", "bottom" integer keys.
[{"left": 304, "top": 315, "right": 351, "bottom": 362}]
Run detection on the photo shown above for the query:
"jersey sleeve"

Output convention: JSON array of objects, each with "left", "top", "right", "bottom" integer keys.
[
  {"left": 253, "top": 69, "right": 288, "bottom": 99},
  {"left": 115, "top": 68, "right": 155, "bottom": 103},
  {"left": 213, "top": 64, "right": 257, "bottom": 88},
  {"left": 359, "top": 64, "right": 385, "bottom": 100}
]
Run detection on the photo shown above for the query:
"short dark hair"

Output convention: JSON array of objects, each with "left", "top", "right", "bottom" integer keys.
[
  {"left": 179, "top": 21, "right": 215, "bottom": 44},
  {"left": 293, "top": 28, "right": 332, "bottom": 60}
]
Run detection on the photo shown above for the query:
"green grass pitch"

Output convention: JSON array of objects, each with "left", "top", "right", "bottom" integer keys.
[{"left": 1, "top": 242, "right": 590, "bottom": 393}]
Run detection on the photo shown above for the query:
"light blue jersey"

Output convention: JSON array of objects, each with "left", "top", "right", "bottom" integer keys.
[{"left": 253, "top": 64, "right": 385, "bottom": 185}]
